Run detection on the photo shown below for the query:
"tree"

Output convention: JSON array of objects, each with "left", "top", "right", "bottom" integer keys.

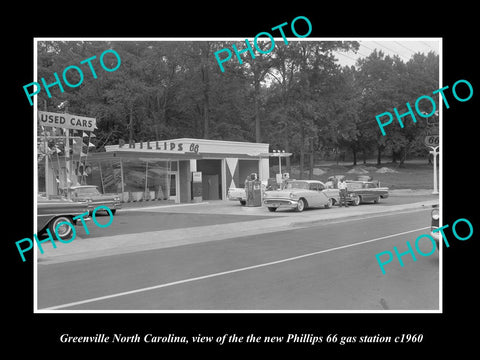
[
  {"left": 356, "top": 50, "right": 439, "bottom": 165},
  {"left": 263, "top": 41, "right": 359, "bottom": 175},
  {"left": 231, "top": 40, "right": 275, "bottom": 143},
  {"left": 37, "top": 39, "right": 440, "bottom": 171},
  {"left": 356, "top": 50, "right": 403, "bottom": 164}
]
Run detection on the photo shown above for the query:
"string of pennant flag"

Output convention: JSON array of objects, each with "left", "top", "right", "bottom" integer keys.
[{"left": 38, "top": 127, "right": 96, "bottom": 185}]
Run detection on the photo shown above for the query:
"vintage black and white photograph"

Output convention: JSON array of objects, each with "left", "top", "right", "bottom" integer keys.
[{"left": 30, "top": 37, "right": 443, "bottom": 312}]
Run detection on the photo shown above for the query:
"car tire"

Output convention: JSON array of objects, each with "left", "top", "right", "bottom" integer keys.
[
  {"left": 325, "top": 198, "right": 333, "bottom": 209},
  {"left": 373, "top": 197, "right": 379, "bottom": 204},
  {"left": 267, "top": 207, "right": 277, "bottom": 212},
  {"left": 295, "top": 198, "right": 307, "bottom": 212},
  {"left": 352, "top": 195, "right": 361, "bottom": 206},
  {"left": 240, "top": 200, "right": 246, "bottom": 206},
  {"left": 91, "top": 208, "right": 116, "bottom": 216},
  {"left": 48, "top": 216, "right": 74, "bottom": 240}
]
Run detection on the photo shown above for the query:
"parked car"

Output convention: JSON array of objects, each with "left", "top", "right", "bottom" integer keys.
[
  {"left": 263, "top": 180, "right": 339, "bottom": 212},
  {"left": 227, "top": 187, "right": 246, "bottom": 205},
  {"left": 355, "top": 175, "right": 373, "bottom": 182},
  {"left": 431, "top": 204, "right": 440, "bottom": 247},
  {"left": 67, "top": 185, "right": 121, "bottom": 215},
  {"left": 37, "top": 195, "right": 91, "bottom": 239},
  {"left": 345, "top": 180, "right": 389, "bottom": 205}
]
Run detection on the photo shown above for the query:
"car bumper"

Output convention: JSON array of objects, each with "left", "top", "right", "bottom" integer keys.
[
  {"left": 431, "top": 227, "right": 440, "bottom": 241},
  {"left": 263, "top": 198, "right": 298, "bottom": 209},
  {"left": 228, "top": 196, "right": 246, "bottom": 201},
  {"left": 344, "top": 194, "right": 357, "bottom": 203}
]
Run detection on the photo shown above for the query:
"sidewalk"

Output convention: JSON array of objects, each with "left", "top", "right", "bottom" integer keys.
[
  {"left": 117, "top": 188, "right": 438, "bottom": 212},
  {"left": 37, "top": 196, "right": 438, "bottom": 265},
  {"left": 388, "top": 189, "right": 438, "bottom": 196}
]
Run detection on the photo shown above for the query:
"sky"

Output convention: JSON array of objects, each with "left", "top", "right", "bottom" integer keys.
[{"left": 332, "top": 39, "right": 441, "bottom": 67}]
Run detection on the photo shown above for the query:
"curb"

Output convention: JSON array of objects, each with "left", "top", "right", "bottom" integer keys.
[
  {"left": 120, "top": 201, "right": 210, "bottom": 212},
  {"left": 288, "top": 200, "right": 438, "bottom": 228},
  {"left": 389, "top": 189, "right": 438, "bottom": 196}
]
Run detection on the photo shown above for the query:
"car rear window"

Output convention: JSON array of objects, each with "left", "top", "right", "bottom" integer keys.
[{"left": 346, "top": 182, "right": 363, "bottom": 190}]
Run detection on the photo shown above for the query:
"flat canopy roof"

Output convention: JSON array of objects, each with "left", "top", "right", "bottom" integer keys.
[
  {"left": 86, "top": 151, "right": 202, "bottom": 161},
  {"left": 86, "top": 151, "right": 264, "bottom": 161},
  {"left": 104, "top": 138, "right": 270, "bottom": 157}
]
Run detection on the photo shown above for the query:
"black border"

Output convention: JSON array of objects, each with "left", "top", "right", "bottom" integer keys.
[{"left": 7, "top": 6, "right": 477, "bottom": 354}]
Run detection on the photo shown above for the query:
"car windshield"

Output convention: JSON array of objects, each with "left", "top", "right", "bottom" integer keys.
[
  {"left": 286, "top": 181, "right": 310, "bottom": 190},
  {"left": 73, "top": 187, "right": 100, "bottom": 196}
]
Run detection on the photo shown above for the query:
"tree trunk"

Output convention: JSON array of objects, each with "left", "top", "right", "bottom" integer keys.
[
  {"left": 154, "top": 95, "right": 159, "bottom": 140},
  {"left": 352, "top": 147, "right": 357, "bottom": 166},
  {"left": 285, "top": 137, "right": 291, "bottom": 175},
  {"left": 199, "top": 42, "right": 211, "bottom": 140},
  {"left": 299, "top": 149, "right": 304, "bottom": 180},
  {"left": 399, "top": 146, "right": 408, "bottom": 167},
  {"left": 128, "top": 105, "right": 134, "bottom": 143},
  {"left": 161, "top": 91, "right": 168, "bottom": 137},
  {"left": 377, "top": 146, "right": 382, "bottom": 165},
  {"left": 392, "top": 151, "right": 398, "bottom": 163},
  {"left": 299, "top": 126, "right": 305, "bottom": 179},
  {"left": 203, "top": 93, "right": 209, "bottom": 139},
  {"left": 156, "top": 62, "right": 175, "bottom": 140},
  {"left": 309, "top": 141, "right": 314, "bottom": 179},
  {"left": 202, "top": 65, "right": 210, "bottom": 139},
  {"left": 254, "top": 80, "right": 261, "bottom": 143}
]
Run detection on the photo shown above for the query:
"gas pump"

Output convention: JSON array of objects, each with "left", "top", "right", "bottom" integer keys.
[{"left": 245, "top": 173, "right": 262, "bottom": 207}]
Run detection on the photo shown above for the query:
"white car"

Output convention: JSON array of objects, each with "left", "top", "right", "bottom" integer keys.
[
  {"left": 227, "top": 187, "right": 247, "bottom": 205},
  {"left": 263, "top": 180, "right": 339, "bottom": 212}
]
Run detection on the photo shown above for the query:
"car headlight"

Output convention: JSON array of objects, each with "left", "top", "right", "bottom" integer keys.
[
  {"left": 289, "top": 193, "right": 296, "bottom": 199},
  {"left": 114, "top": 196, "right": 120, "bottom": 201},
  {"left": 431, "top": 208, "right": 439, "bottom": 220}
]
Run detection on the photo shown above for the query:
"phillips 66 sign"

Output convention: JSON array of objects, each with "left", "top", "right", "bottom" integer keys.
[{"left": 424, "top": 135, "right": 439, "bottom": 147}]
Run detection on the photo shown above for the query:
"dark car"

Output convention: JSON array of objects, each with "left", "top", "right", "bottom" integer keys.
[
  {"left": 431, "top": 204, "right": 440, "bottom": 246},
  {"left": 345, "top": 180, "right": 389, "bottom": 205},
  {"left": 37, "top": 195, "right": 91, "bottom": 239},
  {"left": 67, "top": 185, "right": 121, "bottom": 215}
]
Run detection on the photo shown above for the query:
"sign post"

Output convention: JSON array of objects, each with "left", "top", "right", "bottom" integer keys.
[
  {"left": 429, "top": 146, "right": 439, "bottom": 194},
  {"left": 425, "top": 136, "right": 439, "bottom": 195},
  {"left": 65, "top": 128, "right": 71, "bottom": 199}
]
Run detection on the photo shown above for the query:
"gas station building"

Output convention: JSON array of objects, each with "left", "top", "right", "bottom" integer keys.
[{"left": 77, "top": 138, "right": 271, "bottom": 204}]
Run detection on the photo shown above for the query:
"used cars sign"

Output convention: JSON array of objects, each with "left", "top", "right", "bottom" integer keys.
[{"left": 38, "top": 111, "right": 96, "bottom": 132}]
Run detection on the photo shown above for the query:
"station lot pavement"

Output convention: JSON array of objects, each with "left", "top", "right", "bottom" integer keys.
[{"left": 36, "top": 190, "right": 439, "bottom": 265}]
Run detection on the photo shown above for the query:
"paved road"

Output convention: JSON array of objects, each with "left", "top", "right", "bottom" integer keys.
[{"left": 37, "top": 208, "right": 439, "bottom": 311}]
